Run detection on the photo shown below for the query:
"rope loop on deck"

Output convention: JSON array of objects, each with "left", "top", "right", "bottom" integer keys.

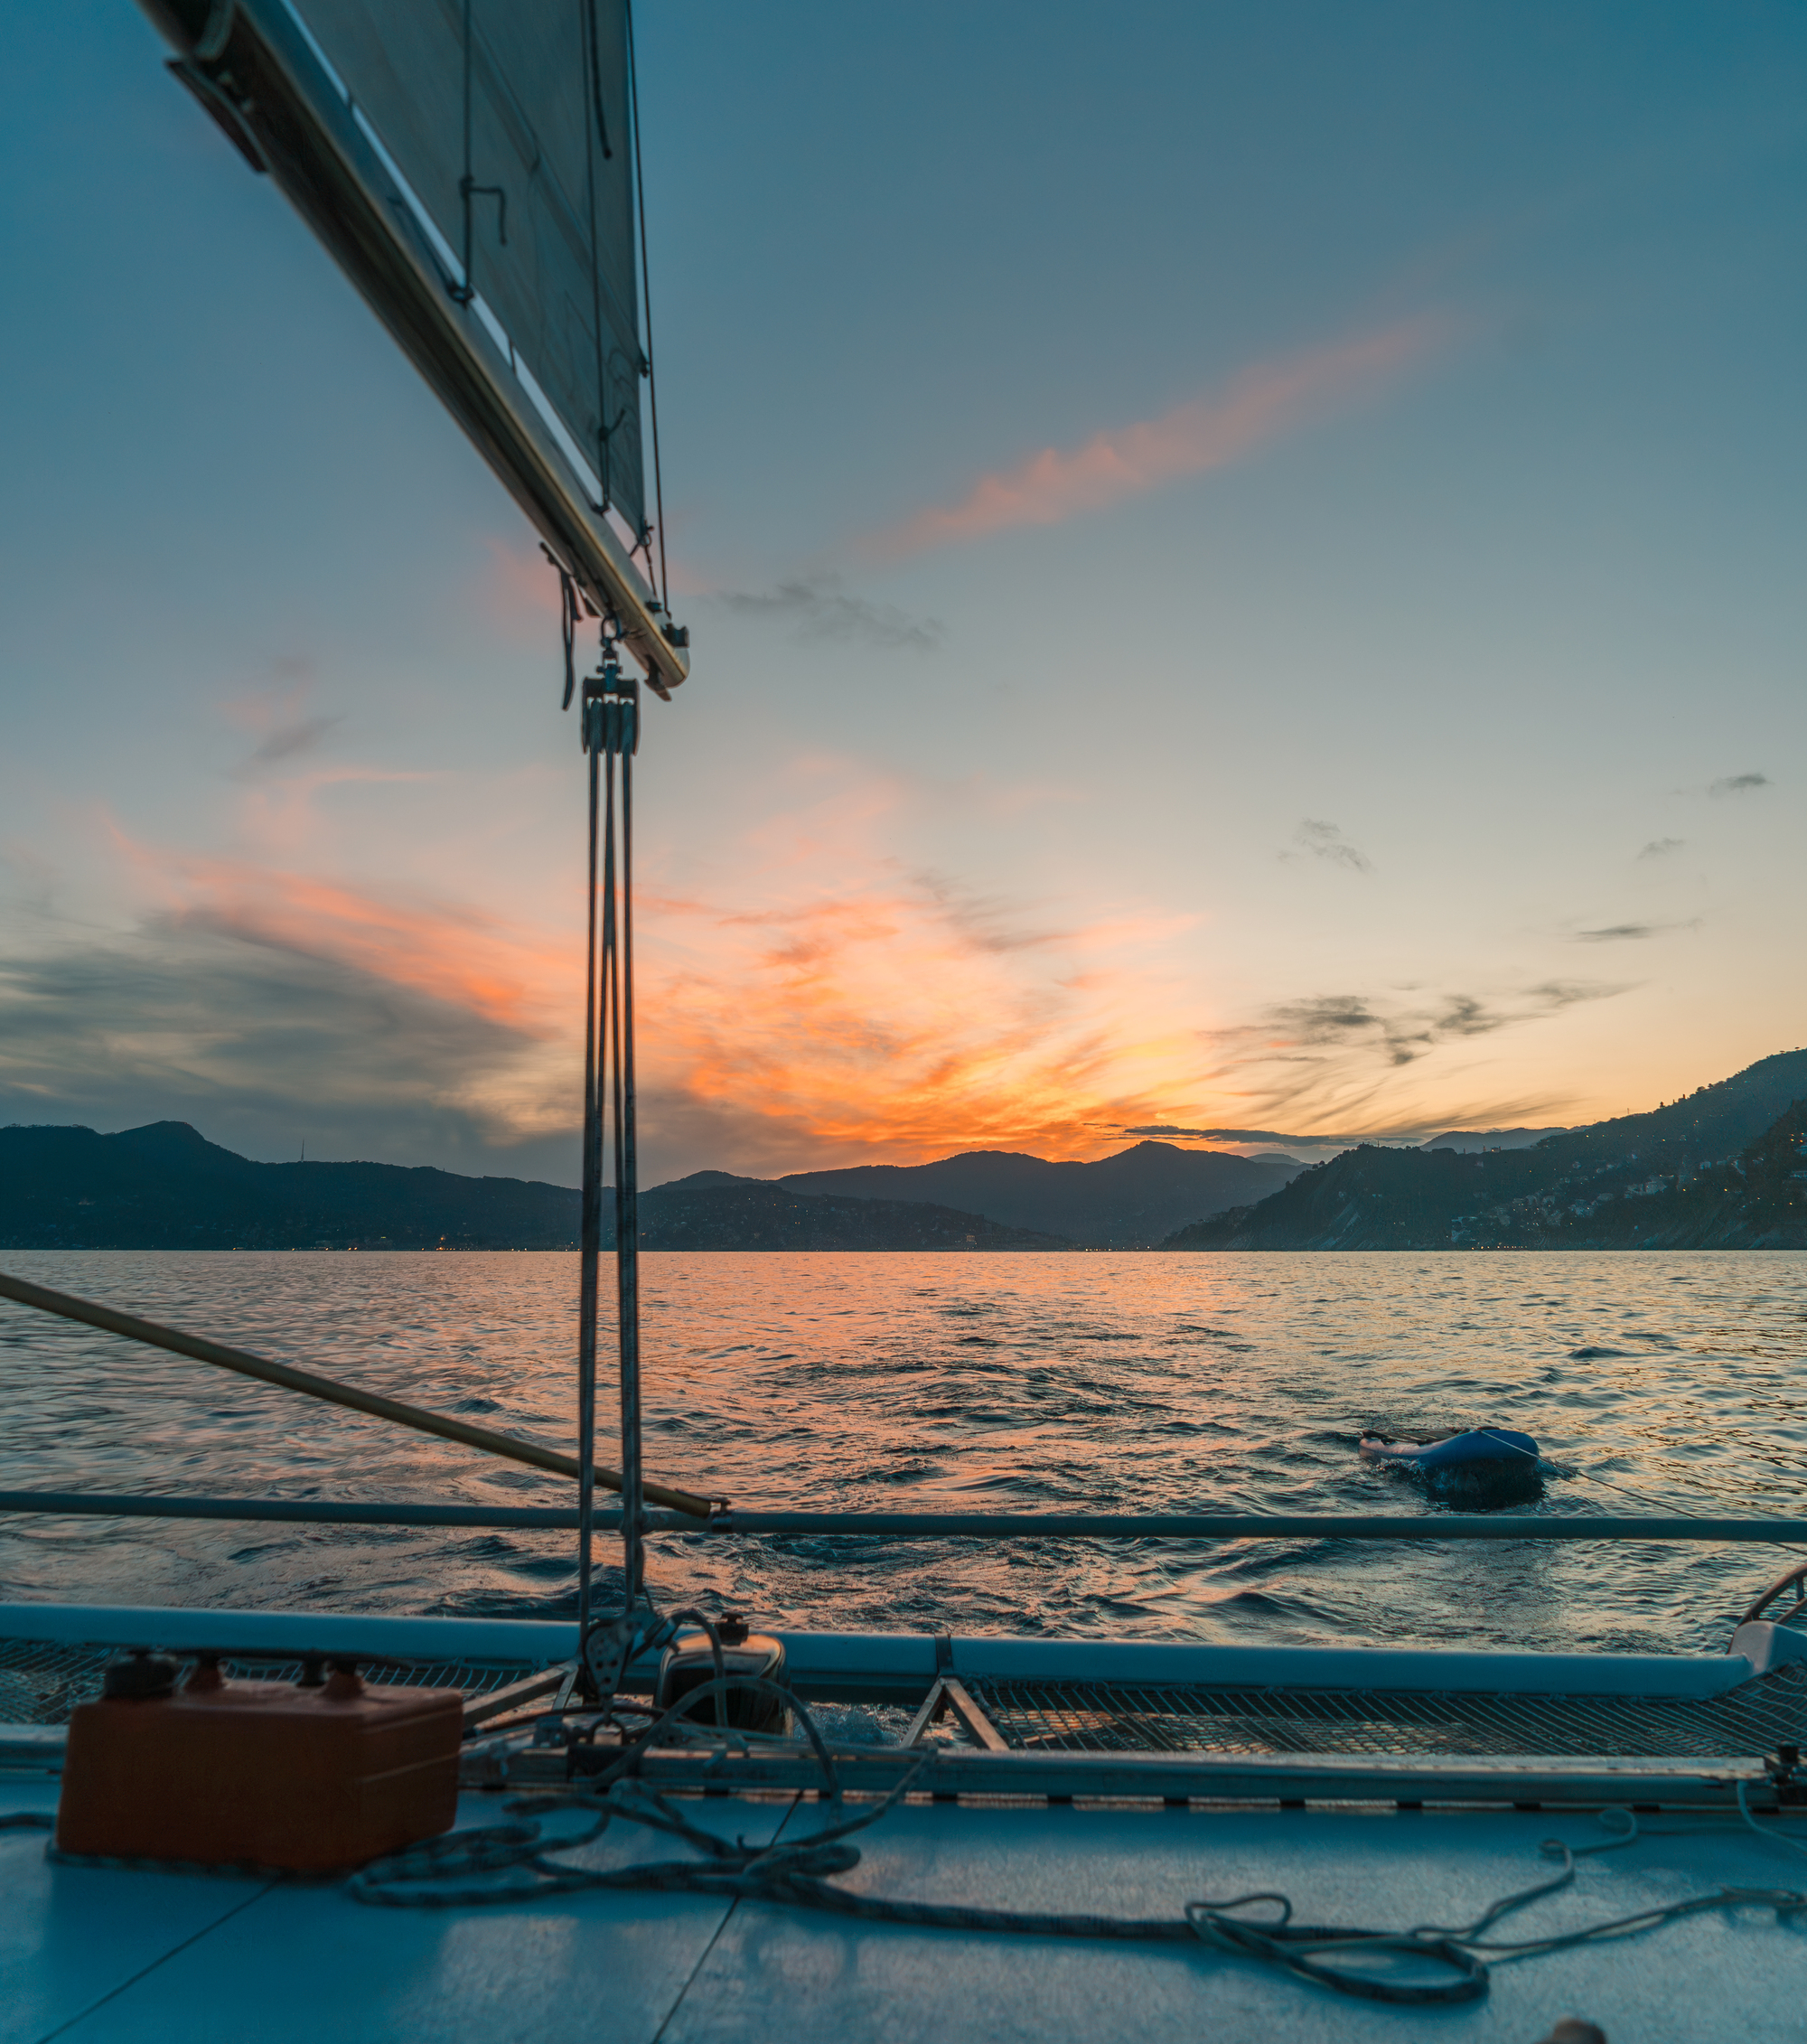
[{"left": 1184, "top": 1899, "right": 1487, "bottom": 2005}]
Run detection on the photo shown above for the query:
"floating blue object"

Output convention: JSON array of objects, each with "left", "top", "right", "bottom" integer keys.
[
  {"left": 1408, "top": 1428, "right": 1539, "bottom": 1471},
  {"left": 1365, "top": 1430, "right": 1545, "bottom": 1495}
]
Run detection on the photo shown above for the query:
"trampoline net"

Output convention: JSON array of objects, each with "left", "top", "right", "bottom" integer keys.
[
  {"left": 6, "top": 1632, "right": 1804, "bottom": 1764},
  {"left": 964, "top": 1664, "right": 1807, "bottom": 1762}
]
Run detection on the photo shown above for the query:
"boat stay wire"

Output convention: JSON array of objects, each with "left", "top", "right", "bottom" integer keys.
[{"left": 573, "top": 637, "right": 649, "bottom": 1641}]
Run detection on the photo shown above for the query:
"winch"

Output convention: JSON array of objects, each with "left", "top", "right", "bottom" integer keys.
[{"left": 653, "top": 1614, "right": 789, "bottom": 1734}]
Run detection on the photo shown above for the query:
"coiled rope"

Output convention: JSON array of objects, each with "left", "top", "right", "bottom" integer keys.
[
  {"left": 344, "top": 1674, "right": 1807, "bottom": 2008},
  {"left": 7, "top": 1683, "right": 1802, "bottom": 2004}
]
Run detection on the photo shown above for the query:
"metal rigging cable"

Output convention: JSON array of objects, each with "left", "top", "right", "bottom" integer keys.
[{"left": 572, "top": 632, "right": 643, "bottom": 1649}]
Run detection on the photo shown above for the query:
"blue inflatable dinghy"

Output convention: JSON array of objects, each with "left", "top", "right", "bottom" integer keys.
[
  {"left": 1359, "top": 1429, "right": 1543, "bottom": 1504},
  {"left": 1360, "top": 1427, "right": 1539, "bottom": 1473}
]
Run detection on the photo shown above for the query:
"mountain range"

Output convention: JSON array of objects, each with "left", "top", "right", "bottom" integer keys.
[
  {"left": 744, "top": 1141, "right": 1301, "bottom": 1249},
  {"left": 1165, "top": 1049, "right": 1807, "bottom": 1251},
  {"left": 0, "top": 1123, "right": 1246, "bottom": 1251},
  {"left": 0, "top": 1120, "right": 583, "bottom": 1251},
  {"left": 10, "top": 1049, "right": 1803, "bottom": 1254}
]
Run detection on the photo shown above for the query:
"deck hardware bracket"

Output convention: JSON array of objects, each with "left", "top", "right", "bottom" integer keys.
[
  {"left": 904, "top": 1680, "right": 947, "bottom": 1748},
  {"left": 903, "top": 1676, "right": 1007, "bottom": 1752},
  {"left": 940, "top": 1678, "right": 1009, "bottom": 1753},
  {"left": 460, "top": 1658, "right": 582, "bottom": 1733}
]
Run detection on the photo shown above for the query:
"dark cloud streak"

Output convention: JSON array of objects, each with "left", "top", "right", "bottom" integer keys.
[
  {"left": 0, "top": 922, "right": 577, "bottom": 1181},
  {"left": 716, "top": 575, "right": 942, "bottom": 651},
  {"left": 1285, "top": 819, "right": 1372, "bottom": 873},
  {"left": 234, "top": 715, "right": 343, "bottom": 778},
  {"left": 1573, "top": 921, "right": 1698, "bottom": 943}
]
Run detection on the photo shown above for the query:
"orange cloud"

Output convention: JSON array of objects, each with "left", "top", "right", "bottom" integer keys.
[
  {"left": 148, "top": 856, "right": 576, "bottom": 1037},
  {"left": 113, "top": 820, "right": 1217, "bottom": 1167},
  {"left": 635, "top": 873, "right": 1211, "bottom": 1171},
  {"left": 92, "top": 752, "right": 1597, "bottom": 1177},
  {"left": 865, "top": 315, "right": 1451, "bottom": 558}
]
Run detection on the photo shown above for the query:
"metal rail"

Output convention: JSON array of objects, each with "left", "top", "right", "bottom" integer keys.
[
  {"left": 0, "top": 1270, "right": 712, "bottom": 1518},
  {"left": 2, "top": 1490, "right": 1805, "bottom": 1542},
  {"left": 544, "top": 1741, "right": 1794, "bottom": 1812}
]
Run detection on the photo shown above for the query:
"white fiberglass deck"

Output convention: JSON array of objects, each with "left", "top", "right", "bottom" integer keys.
[{"left": 5, "top": 1773, "right": 1806, "bottom": 2044}]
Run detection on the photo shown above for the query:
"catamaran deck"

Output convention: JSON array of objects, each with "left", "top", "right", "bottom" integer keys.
[
  {"left": 5, "top": 1591, "right": 1806, "bottom": 2042},
  {"left": 5, "top": 1767, "right": 1806, "bottom": 2044}
]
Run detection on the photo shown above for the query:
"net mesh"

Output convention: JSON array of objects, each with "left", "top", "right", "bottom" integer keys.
[
  {"left": 8, "top": 1633, "right": 1805, "bottom": 1763},
  {"left": 965, "top": 1664, "right": 1807, "bottom": 1761}
]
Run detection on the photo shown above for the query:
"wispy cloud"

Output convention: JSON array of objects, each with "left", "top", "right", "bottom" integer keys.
[
  {"left": 1710, "top": 772, "right": 1769, "bottom": 796},
  {"left": 716, "top": 575, "right": 941, "bottom": 651},
  {"left": 1283, "top": 820, "right": 1373, "bottom": 873},
  {"left": 0, "top": 917, "right": 569, "bottom": 1170},
  {"left": 862, "top": 314, "right": 1451, "bottom": 558},
  {"left": 0, "top": 744, "right": 1645, "bottom": 1184},
  {"left": 1121, "top": 1122, "right": 1426, "bottom": 1148},
  {"left": 640, "top": 870, "right": 1207, "bottom": 1173},
  {"left": 1638, "top": 838, "right": 1684, "bottom": 858},
  {"left": 234, "top": 715, "right": 343, "bottom": 778},
  {"left": 1573, "top": 921, "right": 1698, "bottom": 944},
  {"left": 135, "top": 852, "right": 573, "bottom": 1041},
  {"left": 1194, "top": 980, "right": 1628, "bottom": 1136}
]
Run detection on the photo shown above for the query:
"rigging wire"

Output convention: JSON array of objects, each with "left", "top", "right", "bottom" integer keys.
[
  {"left": 544, "top": 547, "right": 581, "bottom": 709},
  {"left": 1481, "top": 1427, "right": 1804, "bottom": 1543},
  {"left": 568, "top": 617, "right": 645, "bottom": 1656},
  {"left": 574, "top": 676, "right": 604, "bottom": 1639},
  {"left": 603, "top": 671, "right": 646, "bottom": 1613}
]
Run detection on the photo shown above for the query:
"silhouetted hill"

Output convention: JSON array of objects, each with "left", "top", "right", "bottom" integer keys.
[
  {"left": 0, "top": 1124, "right": 1072, "bottom": 1252},
  {"left": 637, "top": 1177, "right": 1068, "bottom": 1251},
  {"left": 1164, "top": 1049, "right": 1807, "bottom": 1250},
  {"left": 778, "top": 1140, "right": 1303, "bottom": 1248},
  {"left": 1418, "top": 1127, "right": 1567, "bottom": 1153},
  {"left": 0, "top": 1121, "right": 584, "bottom": 1249}
]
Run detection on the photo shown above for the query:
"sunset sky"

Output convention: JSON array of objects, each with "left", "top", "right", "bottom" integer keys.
[{"left": 4, "top": 3, "right": 1806, "bottom": 1185}]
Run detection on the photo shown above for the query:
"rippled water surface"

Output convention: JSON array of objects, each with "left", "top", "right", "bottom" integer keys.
[{"left": 4, "top": 1251, "right": 1805, "bottom": 1655}]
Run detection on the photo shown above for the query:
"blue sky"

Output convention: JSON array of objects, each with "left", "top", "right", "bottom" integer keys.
[{"left": 3, "top": 3, "right": 1805, "bottom": 1183}]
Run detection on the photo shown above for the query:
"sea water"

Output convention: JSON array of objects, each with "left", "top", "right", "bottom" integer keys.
[{"left": 3, "top": 1250, "right": 1804, "bottom": 1655}]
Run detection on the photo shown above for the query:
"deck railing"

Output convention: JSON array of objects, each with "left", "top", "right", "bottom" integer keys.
[{"left": 1, "top": 1489, "right": 1803, "bottom": 1543}]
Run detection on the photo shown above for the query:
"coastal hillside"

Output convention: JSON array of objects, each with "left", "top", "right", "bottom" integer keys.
[
  {"left": 778, "top": 1139, "right": 1302, "bottom": 1248},
  {"left": 632, "top": 1177, "right": 1067, "bottom": 1251},
  {"left": 1164, "top": 1048, "right": 1807, "bottom": 1251},
  {"left": 0, "top": 1120, "right": 584, "bottom": 1250},
  {"left": 0, "top": 1122, "right": 1068, "bottom": 1252}
]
